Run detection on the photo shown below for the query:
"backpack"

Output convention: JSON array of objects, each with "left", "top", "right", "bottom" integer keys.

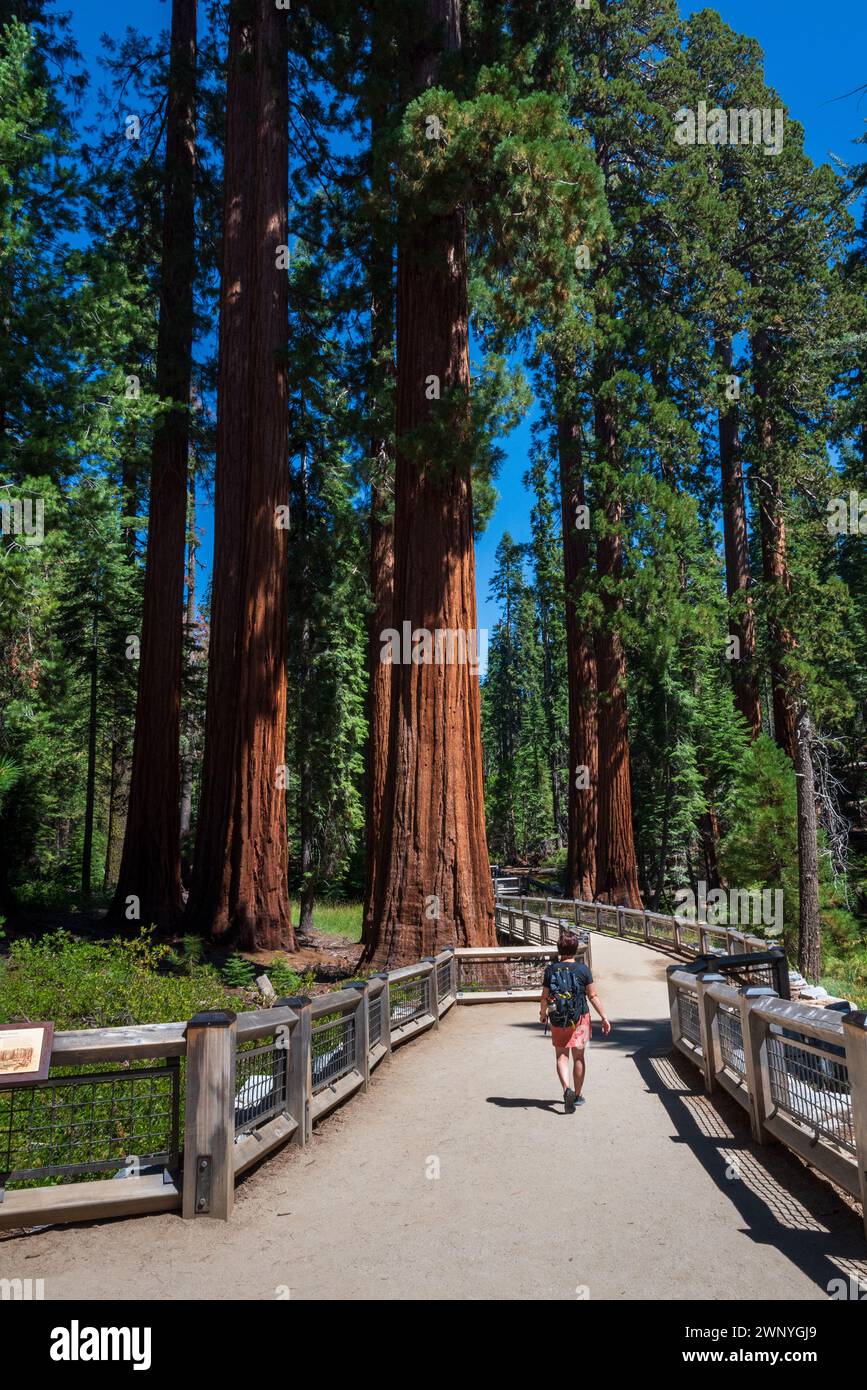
[{"left": 546, "top": 964, "right": 587, "bottom": 1028}]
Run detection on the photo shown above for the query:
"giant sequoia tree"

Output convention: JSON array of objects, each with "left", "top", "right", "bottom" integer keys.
[
  {"left": 186, "top": 0, "right": 293, "bottom": 949},
  {"left": 110, "top": 0, "right": 196, "bottom": 930},
  {"left": 363, "top": 0, "right": 496, "bottom": 964}
]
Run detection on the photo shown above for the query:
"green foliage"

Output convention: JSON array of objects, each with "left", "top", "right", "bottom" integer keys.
[
  {"left": 220, "top": 955, "right": 257, "bottom": 989},
  {"left": 0, "top": 930, "right": 243, "bottom": 1029}
]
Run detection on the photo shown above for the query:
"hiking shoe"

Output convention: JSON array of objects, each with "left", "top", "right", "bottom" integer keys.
[
  {"left": 564, "top": 1088, "right": 577, "bottom": 1113},
  {"left": 575, "top": 1096, "right": 586, "bottom": 1107}
]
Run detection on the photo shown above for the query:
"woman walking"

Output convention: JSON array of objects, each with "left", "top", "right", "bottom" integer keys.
[{"left": 539, "top": 929, "right": 611, "bottom": 1112}]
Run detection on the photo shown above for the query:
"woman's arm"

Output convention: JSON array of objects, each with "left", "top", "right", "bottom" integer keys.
[
  {"left": 539, "top": 985, "right": 550, "bottom": 1024},
  {"left": 587, "top": 984, "right": 611, "bottom": 1035}
]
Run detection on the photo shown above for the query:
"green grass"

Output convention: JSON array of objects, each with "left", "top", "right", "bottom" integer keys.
[{"left": 291, "top": 898, "right": 363, "bottom": 943}]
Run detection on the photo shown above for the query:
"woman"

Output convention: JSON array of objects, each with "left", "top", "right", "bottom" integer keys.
[{"left": 539, "top": 928, "right": 611, "bottom": 1112}]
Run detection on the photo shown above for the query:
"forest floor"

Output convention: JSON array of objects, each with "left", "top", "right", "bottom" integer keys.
[{"left": 4, "top": 933, "right": 866, "bottom": 1300}]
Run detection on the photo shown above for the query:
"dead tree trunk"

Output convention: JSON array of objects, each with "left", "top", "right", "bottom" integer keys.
[
  {"left": 555, "top": 361, "right": 597, "bottom": 901},
  {"left": 718, "top": 336, "right": 761, "bottom": 737},
  {"left": 752, "top": 328, "right": 797, "bottom": 762},
  {"left": 109, "top": 0, "right": 196, "bottom": 928},
  {"left": 186, "top": 0, "right": 293, "bottom": 950},
  {"left": 795, "top": 702, "right": 821, "bottom": 981},
  {"left": 363, "top": 0, "right": 495, "bottom": 965}
]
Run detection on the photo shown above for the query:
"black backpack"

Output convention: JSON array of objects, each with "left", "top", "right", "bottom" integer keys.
[{"left": 546, "top": 964, "right": 587, "bottom": 1027}]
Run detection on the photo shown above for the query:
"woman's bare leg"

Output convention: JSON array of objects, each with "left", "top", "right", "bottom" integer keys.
[
  {"left": 572, "top": 1046, "right": 586, "bottom": 1096},
  {"left": 556, "top": 1048, "right": 572, "bottom": 1091}
]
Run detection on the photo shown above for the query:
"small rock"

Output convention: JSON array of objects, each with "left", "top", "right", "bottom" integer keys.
[{"left": 256, "top": 972, "right": 277, "bottom": 1000}]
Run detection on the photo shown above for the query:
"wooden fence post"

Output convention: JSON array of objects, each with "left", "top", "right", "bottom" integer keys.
[
  {"left": 422, "top": 959, "right": 440, "bottom": 1030},
  {"left": 182, "top": 1010, "right": 237, "bottom": 1220},
  {"left": 696, "top": 972, "right": 725, "bottom": 1093},
  {"left": 741, "top": 987, "right": 778, "bottom": 1144},
  {"left": 280, "top": 994, "right": 311, "bottom": 1146},
  {"left": 666, "top": 965, "right": 681, "bottom": 1047},
  {"left": 842, "top": 1011, "right": 867, "bottom": 1237},
  {"left": 345, "top": 980, "right": 370, "bottom": 1091},
  {"left": 642, "top": 910, "right": 650, "bottom": 944},
  {"left": 371, "top": 973, "right": 392, "bottom": 1059}
]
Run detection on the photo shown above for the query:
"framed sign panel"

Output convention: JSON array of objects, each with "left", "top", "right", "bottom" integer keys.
[{"left": 0, "top": 1022, "right": 54, "bottom": 1085}]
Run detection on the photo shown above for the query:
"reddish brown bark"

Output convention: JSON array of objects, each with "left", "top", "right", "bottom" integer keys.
[
  {"left": 363, "top": 57, "right": 395, "bottom": 937},
  {"left": 109, "top": 0, "right": 196, "bottom": 928},
  {"left": 362, "top": 0, "right": 495, "bottom": 966},
  {"left": 555, "top": 365, "right": 597, "bottom": 901},
  {"left": 365, "top": 482, "right": 393, "bottom": 928},
  {"left": 718, "top": 337, "right": 761, "bottom": 738},
  {"left": 186, "top": 0, "right": 293, "bottom": 949},
  {"left": 593, "top": 393, "right": 643, "bottom": 909},
  {"left": 752, "top": 329, "right": 797, "bottom": 762}
]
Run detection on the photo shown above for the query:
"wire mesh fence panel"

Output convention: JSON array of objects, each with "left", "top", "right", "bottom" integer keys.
[
  {"left": 234, "top": 1038, "right": 288, "bottom": 1136},
  {"left": 596, "top": 905, "right": 619, "bottom": 933},
  {"left": 436, "top": 960, "right": 452, "bottom": 1003},
  {"left": 646, "top": 914, "right": 676, "bottom": 948},
  {"left": 311, "top": 1014, "right": 356, "bottom": 1093},
  {"left": 677, "top": 991, "right": 701, "bottom": 1047},
  {"left": 717, "top": 1006, "right": 746, "bottom": 1078},
  {"left": 767, "top": 1027, "right": 854, "bottom": 1152},
  {"left": 368, "top": 995, "right": 382, "bottom": 1049},
  {"left": 389, "top": 976, "right": 427, "bottom": 1028},
  {"left": 677, "top": 921, "right": 704, "bottom": 953},
  {"left": 0, "top": 1061, "right": 180, "bottom": 1187},
  {"left": 458, "top": 956, "right": 552, "bottom": 993}
]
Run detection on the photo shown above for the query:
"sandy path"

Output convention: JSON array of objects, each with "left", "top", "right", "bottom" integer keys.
[{"left": 3, "top": 933, "right": 866, "bottom": 1300}]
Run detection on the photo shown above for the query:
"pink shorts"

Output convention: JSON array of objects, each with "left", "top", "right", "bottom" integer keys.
[{"left": 551, "top": 1014, "right": 591, "bottom": 1050}]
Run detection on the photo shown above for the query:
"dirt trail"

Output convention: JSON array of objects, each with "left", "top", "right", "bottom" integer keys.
[{"left": 3, "top": 933, "right": 866, "bottom": 1300}]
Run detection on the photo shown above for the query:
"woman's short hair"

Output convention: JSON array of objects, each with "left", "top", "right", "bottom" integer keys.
[{"left": 558, "top": 929, "right": 580, "bottom": 957}]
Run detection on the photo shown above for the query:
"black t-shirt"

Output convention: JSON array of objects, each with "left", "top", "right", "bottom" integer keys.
[{"left": 543, "top": 960, "right": 593, "bottom": 1015}]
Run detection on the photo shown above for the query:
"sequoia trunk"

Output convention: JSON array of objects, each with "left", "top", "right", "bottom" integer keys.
[
  {"left": 363, "top": 0, "right": 495, "bottom": 965},
  {"left": 718, "top": 336, "right": 761, "bottom": 737},
  {"left": 109, "top": 0, "right": 196, "bottom": 928},
  {"left": 593, "top": 391, "right": 642, "bottom": 908},
  {"left": 186, "top": 0, "right": 293, "bottom": 949},
  {"left": 556, "top": 363, "right": 597, "bottom": 901}
]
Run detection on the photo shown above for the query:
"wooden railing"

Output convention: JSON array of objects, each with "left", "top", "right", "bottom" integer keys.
[
  {"left": 668, "top": 966, "right": 867, "bottom": 1236},
  {"left": 0, "top": 943, "right": 560, "bottom": 1231},
  {"left": 496, "top": 895, "right": 773, "bottom": 959}
]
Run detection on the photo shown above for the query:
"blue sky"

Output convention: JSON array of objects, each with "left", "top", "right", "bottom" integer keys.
[{"left": 65, "top": 0, "right": 867, "bottom": 635}]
